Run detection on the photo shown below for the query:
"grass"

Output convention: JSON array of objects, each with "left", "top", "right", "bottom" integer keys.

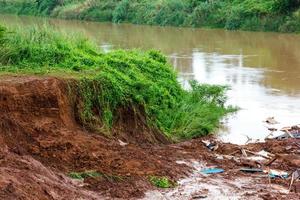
[
  {"left": 149, "top": 176, "right": 175, "bottom": 188},
  {"left": 69, "top": 171, "right": 102, "bottom": 180},
  {"left": 0, "top": 24, "right": 234, "bottom": 140},
  {"left": 0, "top": 0, "right": 299, "bottom": 32},
  {"left": 68, "top": 171, "right": 124, "bottom": 181}
]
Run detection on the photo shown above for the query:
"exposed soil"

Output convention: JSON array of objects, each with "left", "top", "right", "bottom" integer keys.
[{"left": 0, "top": 76, "right": 299, "bottom": 200}]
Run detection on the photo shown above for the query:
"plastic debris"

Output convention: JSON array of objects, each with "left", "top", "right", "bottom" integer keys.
[
  {"left": 240, "top": 168, "right": 263, "bottom": 173},
  {"left": 192, "top": 195, "right": 207, "bottom": 199},
  {"left": 200, "top": 168, "right": 224, "bottom": 174},
  {"left": 273, "top": 132, "right": 300, "bottom": 140},
  {"left": 265, "top": 169, "right": 289, "bottom": 179},
  {"left": 274, "top": 125, "right": 300, "bottom": 139},
  {"left": 118, "top": 139, "right": 128, "bottom": 146},
  {"left": 202, "top": 140, "right": 219, "bottom": 151}
]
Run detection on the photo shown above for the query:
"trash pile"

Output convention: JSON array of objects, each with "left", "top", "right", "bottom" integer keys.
[
  {"left": 201, "top": 118, "right": 300, "bottom": 194},
  {"left": 263, "top": 117, "right": 300, "bottom": 140}
]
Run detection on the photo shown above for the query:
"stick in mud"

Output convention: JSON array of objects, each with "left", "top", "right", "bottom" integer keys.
[{"left": 265, "top": 156, "right": 278, "bottom": 166}]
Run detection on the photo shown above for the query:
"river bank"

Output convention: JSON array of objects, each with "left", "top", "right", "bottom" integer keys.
[
  {"left": 0, "top": 0, "right": 300, "bottom": 33},
  {"left": 1, "top": 14, "right": 300, "bottom": 144},
  {"left": 0, "top": 76, "right": 299, "bottom": 199}
]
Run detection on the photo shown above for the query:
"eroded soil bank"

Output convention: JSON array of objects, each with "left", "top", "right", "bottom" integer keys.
[{"left": 0, "top": 76, "right": 299, "bottom": 200}]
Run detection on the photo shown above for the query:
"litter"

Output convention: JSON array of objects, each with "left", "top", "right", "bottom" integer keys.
[
  {"left": 240, "top": 168, "right": 263, "bottom": 173},
  {"left": 230, "top": 148, "right": 271, "bottom": 160},
  {"left": 273, "top": 125, "right": 300, "bottom": 140},
  {"left": 192, "top": 194, "right": 208, "bottom": 199},
  {"left": 202, "top": 140, "right": 219, "bottom": 151},
  {"left": 264, "top": 156, "right": 278, "bottom": 166},
  {"left": 273, "top": 132, "right": 300, "bottom": 140},
  {"left": 200, "top": 168, "right": 224, "bottom": 174},
  {"left": 118, "top": 139, "right": 128, "bottom": 146},
  {"left": 289, "top": 169, "right": 300, "bottom": 191},
  {"left": 265, "top": 169, "right": 289, "bottom": 179},
  {"left": 264, "top": 117, "right": 279, "bottom": 125}
]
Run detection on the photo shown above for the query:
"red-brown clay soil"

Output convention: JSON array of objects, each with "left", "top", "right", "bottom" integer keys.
[{"left": 0, "top": 76, "right": 299, "bottom": 200}]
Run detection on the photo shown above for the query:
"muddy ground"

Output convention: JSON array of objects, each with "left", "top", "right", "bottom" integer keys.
[{"left": 0, "top": 76, "right": 299, "bottom": 200}]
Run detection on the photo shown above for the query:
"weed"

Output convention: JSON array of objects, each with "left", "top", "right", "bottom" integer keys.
[
  {"left": 68, "top": 171, "right": 124, "bottom": 182},
  {"left": 69, "top": 171, "right": 102, "bottom": 180},
  {"left": 149, "top": 176, "right": 175, "bottom": 188}
]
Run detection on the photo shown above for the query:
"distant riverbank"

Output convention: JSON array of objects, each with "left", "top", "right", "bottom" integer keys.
[{"left": 0, "top": 0, "right": 299, "bottom": 33}]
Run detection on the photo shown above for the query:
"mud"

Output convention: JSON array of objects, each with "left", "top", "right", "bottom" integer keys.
[{"left": 0, "top": 76, "right": 299, "bottom": 199}]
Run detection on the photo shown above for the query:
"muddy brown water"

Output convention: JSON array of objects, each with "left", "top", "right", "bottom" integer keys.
[{"left": 1, "top": 14, "right": 300, "bottom": 144}]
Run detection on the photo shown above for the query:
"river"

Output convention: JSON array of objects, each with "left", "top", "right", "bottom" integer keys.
[{"left": 1, "top": 14, "right": 299, "bottom": 144}]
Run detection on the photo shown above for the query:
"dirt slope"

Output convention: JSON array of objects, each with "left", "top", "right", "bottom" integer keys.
[{"left": 0, "top": 76, "right": 186, "bottom": 199}]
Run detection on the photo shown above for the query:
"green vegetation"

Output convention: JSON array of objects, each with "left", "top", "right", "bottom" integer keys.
[
  {"left": 149, "top": 176, "right": 175, "bottom": 188},
  {"left": 0, "top": 0, "right": 300, "bottom": 32},
  {"left": 0, "top": 24, "right": 233, "bottom": 140},
  {"left": 69, "top": 171, "right": 102, "bottom": 180},
  {"left": 69, "top": 171, "right": 123, "bottom": 181}
]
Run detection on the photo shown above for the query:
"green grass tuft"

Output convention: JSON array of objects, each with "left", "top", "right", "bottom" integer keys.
[
  {"left": 149, "top": 176, "right": 175, "bottom": 188},
  {"left": 69, "top": 171, "right": 102, "bottom": 180},
  {"left": 68, "top": 171, "right": 124, "bottom": 181}
]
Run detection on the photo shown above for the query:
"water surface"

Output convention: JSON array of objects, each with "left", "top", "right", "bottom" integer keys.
[{"left": 1, "top": 14, "right": 299, "bottom": 144}]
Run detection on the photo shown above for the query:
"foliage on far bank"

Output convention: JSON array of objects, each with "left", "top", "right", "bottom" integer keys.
[
  {"left": 0, "top": 24, "right": 234, "bottom": 140},
  {"left": 0, "top": 0, "right": 300, "bottom": 33}
]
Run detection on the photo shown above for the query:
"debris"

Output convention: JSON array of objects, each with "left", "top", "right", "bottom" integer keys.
[
  {"left": 230, "top": 148, "right": 271, "bottom": 160},
  {"left": 201, "top": 140, "right": 219, "bottom": 151},
  {"left": 191, "top": 194, "right": 208, "bottom": 199},
  {"left": 281, "top": 125, "right": 300, "bottom": 134},
  {"left": 240, "top": 168, "right": 263, "bottom": 173},
  {"left": 118, "top": 139, "right": 128, "bottom": 146},
  {"left": 191, "top": 190, "right": 208, "bottom": 199},
  {"left": 264, "top": 156, "right": 278, "bottom": 166},
  {"left": 276, "top": 125, "right": 300, "bottom": 139},
  {"left": 272, "top": 132, "right": 300, "bottom": 140},
  {"left": 265, "top": 169, "right": 289, "bottom": 179},
  {"left": 200, "top": 168, "right": 224, "bottom": 174},
  {"left": 241, "top": 148, "right": 248, "bottom": 157},
  {"left": 264, "top": 126, "right": 278, "bottom": 139},
  {"left": 244, "top": 135, "right": 259, "bottom": 144},
  {"left": 245, "top": 135, "right": 252, "bottom": 144},
  {"left": 289, "top": 169, "right": 300, "bottom": 191},
  {"left": 245, "top": 150, "right": 272, "bottom": 159},
  {"left": 264, "top": 117, "right": 279, "bottom": 125},
  {"left": 267, "top": 127, "right": 278, "bottom": 132}
]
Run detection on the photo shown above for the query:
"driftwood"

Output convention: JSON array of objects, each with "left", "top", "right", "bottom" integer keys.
[
  {"left": 245, "top": 150, "right": 272, "bottom": 159},
  {"left": 264, "top": 156, "right": 278, "bottom": 166}
]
